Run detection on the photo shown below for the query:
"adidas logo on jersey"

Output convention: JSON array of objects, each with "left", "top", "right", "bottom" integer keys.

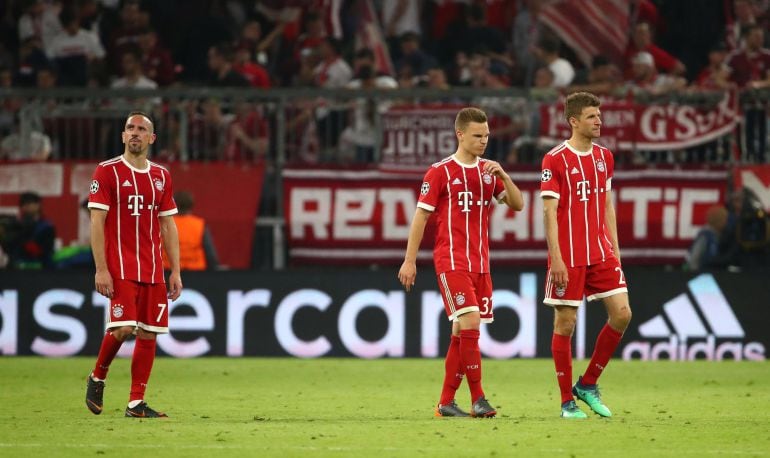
[
  {"left": 571, "top": 167, "right": 580, "bottom": 175},
  {"left": 622, "top": 274, "right": 764, "bottom": 361},
  {"left": 452, "top": 178, "right": 462, "bottom": 185},
  {"left": 122, "top": 180, "right": 132, "bottom": 187}
]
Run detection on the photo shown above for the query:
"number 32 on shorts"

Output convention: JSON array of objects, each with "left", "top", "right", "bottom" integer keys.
[{"left": 480, "top": 297, "right": 491, "bottom": 315}]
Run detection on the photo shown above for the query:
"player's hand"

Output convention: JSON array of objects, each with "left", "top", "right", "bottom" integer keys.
[
  {"left": 483, "top": 160, "right": 507, "bottom": 179},
  {"left": 398, "top": 261, "right": 417, "bottom": 292},
  {"left": 550, "top": 258, "right": 569, "bottom": 288},
  {"left": 95, "top": 270, "right": 113, "bottom": 298},
  {"left": 167, "top": 271, "right": 183, "bottom": 301}
]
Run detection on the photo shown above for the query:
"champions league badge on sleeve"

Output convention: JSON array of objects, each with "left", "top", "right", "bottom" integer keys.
[
  {"left": 541, "top": 169, "right": 552, "bottom": 182},
  {"left": 90, "top": 180, "right": 99, "bottom": 194},
  {"left": 420, "top": 182, "right": 430, "bottom": 195}
]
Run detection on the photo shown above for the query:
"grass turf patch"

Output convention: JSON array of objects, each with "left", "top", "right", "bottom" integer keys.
[{"left": 0, "top": 357, "right": 768, "bottom": 457}]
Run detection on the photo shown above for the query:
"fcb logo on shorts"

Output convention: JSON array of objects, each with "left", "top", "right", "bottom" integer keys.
[
  {"left": 482, "top": 173, "right": 492, "bottom": 184},
  {"left": 555, "top": 286, "right": 566, "bottom": 297},
  {"left": 154, "top": 178, "right": 164, "bottom": 191},
  {"left": 596, "top": 159, "right": 606, "bottom": 172},
  {"left": 112, "top": 304, "right": 124, "bottom": 318},
  {"left": 455, "top": 292, "right": 466, "bottom": 306}
]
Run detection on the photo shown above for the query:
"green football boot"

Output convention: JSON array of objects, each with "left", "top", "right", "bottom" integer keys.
[
  {"left": 572, "top": 376, "right": 612, "bottom": 417},
  {"left": 560, "top": 400, "right": 588, "bottom": 419}
]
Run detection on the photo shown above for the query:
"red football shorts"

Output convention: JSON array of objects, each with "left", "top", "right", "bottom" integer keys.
[
  {"left": 436, "top": 271, "right": 494, "bottom": 323},
  {"left": 544, "top": 256, "right": 628, "bottom": 307},
  {"left": 107, "top": 278, "right": 170, "bottom": 333}
]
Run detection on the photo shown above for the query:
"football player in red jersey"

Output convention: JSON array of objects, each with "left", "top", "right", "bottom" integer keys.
[
  {"left": 85, "top": 111, "right": 182, "bottom": 418},
  {"left": 541, "top": 92, "right": 632, "bottom": 419},
  {"left": 399, "top": 107, "right": 524, "bottom": 417}
]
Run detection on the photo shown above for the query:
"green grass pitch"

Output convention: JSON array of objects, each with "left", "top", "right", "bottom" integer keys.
[{"left": 1, "top": 357, "right": 768, "bottom": 457}]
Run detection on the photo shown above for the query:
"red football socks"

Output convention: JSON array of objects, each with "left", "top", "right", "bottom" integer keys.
[
  {"left": 459, "top": 329, "right": 484, "bottom": 402},
  {"left": 130, "top": 337, "right": 157, "bottom": 402},
  {"left": 92, "top": 331, "right": 123, "bottom": 380},
  {"left": 439, "top": 335, "right": 464, "bottom": 405},
  {"left": 582, "top": 323, "right": 623, "bottom": 386},
  {"left": 551, "top": 333, "right": 573, "bottom": 404}
]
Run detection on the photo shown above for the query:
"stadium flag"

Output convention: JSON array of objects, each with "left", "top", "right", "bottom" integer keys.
[
  {"left": 354, "top": 0, "right": 395, "bottom": 76},
  {"left": 539, "top": 0, "right": 629, "bottom": 66}
]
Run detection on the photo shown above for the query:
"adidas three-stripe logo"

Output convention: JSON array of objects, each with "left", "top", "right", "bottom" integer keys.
[{"left": 638, "top": 274, "right": 744, "bottom": 339}]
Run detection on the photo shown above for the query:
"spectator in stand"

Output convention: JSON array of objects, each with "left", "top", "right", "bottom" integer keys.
[
  {"left": 224, "top": 102, "right": 270, "bottom": 162},
  {"left": 3, "top": 192, "right": 55, "bottom": 270},
  {"left": 163, "top": 191, "right": 218, "bottom": 271},
  {"left": 188, "top": 98, "right": 233, "bottom": 161},
  {"left": 0, "top": 66, "right": 11, "bottom": 88},
  {"left": 15, "top": 36, "right": 50, "bottom": 86},
  {"left": 568, "top": 56, "right": 623, "bottom": 96},
  {"left": 233, "top": 44, "right": 271, "bottom": 88},
  {"left": 381, "top": 0, "right": 422, "bottom": 62},
  {"left": 727, "top": 25, "right": 770, "bottom": 89},
  {"left": 46, "top": 7, "right": 105, "bottom": 87},
  {"left": 685, "top": 205, "right": 735, "bottom": 271},
  {"left": 624, "top": 21, "right": 686, "bottom": 78},
  {"left": 207, "top": 42, "right": 250, "bottom": 87},
  {"left": 237, "top": 17, "right": 289, "bottom": 71},
  {"left": 313, "top": 37, "right": 352, "bottom": 156},
  {"left": 395, "top": 31, "right": 438, "bottom": 78},
  {"left": 727, "top": 24, "right": 770, "bottom": 163},
  {"left": 36, "top": 64, "right": 57, "bottom": 89},
  {"left": 291, "top": 12, "right": 326, "bottom": 76},
  {"left": 111, "top": 46, "right": 157, "bottom": 89},
  {"left": 727, "top": 0, "right": 761, "bottom": 50},
  {"left": 462, "top": 4, "right": 508, "bottom": 64},
  {"left": 511, "top": 0, "right": 544, "bottom": 87},
  {"left": 105, "top": 0, "right": 146, "bottom": 76},
  {"left": 313, "top": 37, "right": 352, "bottom": 88},
  {"left": 339, "top": 58, "right": 398, "bottom": 163},
  {"left": 694, "top": 41, "right": 732, "bottom": 90},
  {"left": 0, "top": 115, "right": 52, "bottom": 161},
  {"left": 624, "top": 51, "right": 687, "bottom": 96},
  {"left": 138, "top": 27, "right": 175, "bottom": 86},
  {"left": 532, "top": 34, "right": 575, "bottom": 88},
  {"left": 17, "top": 0, "right": 62, "bottom": 52}
]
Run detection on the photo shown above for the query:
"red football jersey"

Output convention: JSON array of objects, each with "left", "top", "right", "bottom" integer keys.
[
  {"left": 417, "top": 155, "right": 506, "bottom": 274},
  {"left": 540, "top": 142, "right": 615, "bottom": 267},
  {"left": 88, "top": 156, "right": 177, "bottom": 283}
]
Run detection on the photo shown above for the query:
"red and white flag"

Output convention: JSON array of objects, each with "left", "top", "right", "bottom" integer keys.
[
  {"left": 354, "top": 0, "right": 395, "bottom": 76},
  {"left": 540, "top": 0, "right": 630, "bottom": 66}
]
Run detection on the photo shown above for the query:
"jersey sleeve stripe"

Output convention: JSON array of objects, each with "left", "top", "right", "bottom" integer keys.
[
  {"left": 158, "top": 209, "right": 179, "bottom": 217},
  {"left": 88, "top": 202, "right": 109, "bottom": 210},
  {"left": 540, "top": 190, "right": 560, "bottom": 199}
]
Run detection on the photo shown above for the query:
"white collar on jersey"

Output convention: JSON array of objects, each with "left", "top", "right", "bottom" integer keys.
[
  {"left": 120, "top": 155, "right": 151, "bottom": 173},
  {"left": 563, "top": 140, "right": 593, "bottom": 156},
  {"left": 451, "top": 154, "right": 480, "bottom": 168}
]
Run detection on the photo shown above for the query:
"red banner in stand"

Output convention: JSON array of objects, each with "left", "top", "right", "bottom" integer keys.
[
  {"left": 539, "top": 92, "right": 739, "bottom": 152},
  {"left": 0, "top": 161, "right": 264, "bottom": 269},
  {"left": 283, "top": 168, "right": 728, "bottom": 266}
]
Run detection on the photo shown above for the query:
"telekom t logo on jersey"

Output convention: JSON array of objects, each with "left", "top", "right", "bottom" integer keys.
[
  {"left": 127, "top": 194, "right": 145, "bottom": 216},
  {"left": 458, "top": 191, "right": 473, "bottom": 213},
  {"left": 576, "top": 180, "right": 591, "bottom": 202}
]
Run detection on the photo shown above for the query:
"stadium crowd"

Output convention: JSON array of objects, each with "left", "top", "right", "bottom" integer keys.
[{"left": 0, "top": 0, "right": 768, "bottom": 164}]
